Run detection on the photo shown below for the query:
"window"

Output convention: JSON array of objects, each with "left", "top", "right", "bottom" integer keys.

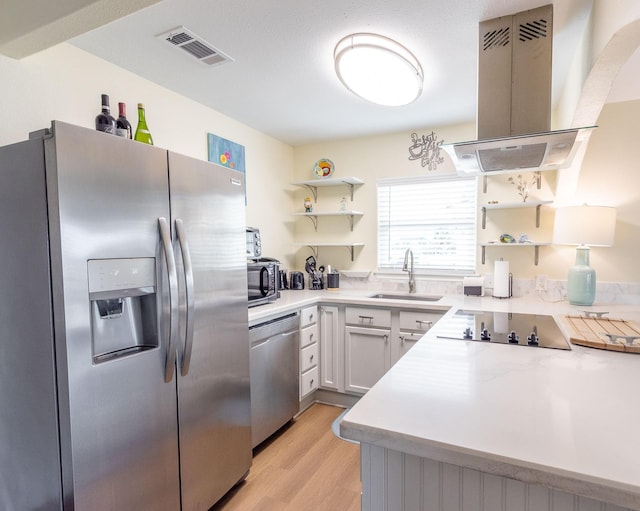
[{"left": 377, "top": 175, "right": 477, "bottom": 274}]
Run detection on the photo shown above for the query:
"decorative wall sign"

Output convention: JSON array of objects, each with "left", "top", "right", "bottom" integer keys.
[
  {"left": 408, "top": 131, "right": 444, "bottom": 170},
  {"left": 208, "top": 133, "right": 246, "bottom": 171}
]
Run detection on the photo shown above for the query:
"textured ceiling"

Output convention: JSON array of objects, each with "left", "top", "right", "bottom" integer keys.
[{"left": 62, "top": 0, "right": 633, "bottom": 146}]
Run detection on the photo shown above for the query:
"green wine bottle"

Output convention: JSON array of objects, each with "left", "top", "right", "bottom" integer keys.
[{"left": 134, "top": 103, "right": 154, "bottom": 145}]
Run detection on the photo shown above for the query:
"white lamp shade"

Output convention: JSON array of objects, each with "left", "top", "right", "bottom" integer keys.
[
  {"left": 553, "top": 205, "right": 616, "bottom": 246},
  {"left": 334, "top": 33, "right": 423, "bottom": 107}
]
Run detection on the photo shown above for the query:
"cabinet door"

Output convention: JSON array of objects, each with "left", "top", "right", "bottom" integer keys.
[
  {"left": 392, "top": 331, "right": 424, "bottom": 367},
  {"left": 319, "top": 305, "right": 341, "bottom": 391},
  {"left": 345, "top": 326, "right": 390, "bottom": 395}
]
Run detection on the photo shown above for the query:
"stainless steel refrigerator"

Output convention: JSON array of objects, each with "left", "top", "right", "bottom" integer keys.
[{"left": 0, "top": 121, "right": 251, "bottom": 510}]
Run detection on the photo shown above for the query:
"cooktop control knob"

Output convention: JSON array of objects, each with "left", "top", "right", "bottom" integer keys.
[
  {"left": 508, "top": 331, "right": 519, "bottom": 344},
  {"left": 527, "top": 332, "right": 539, "bottom": 346},
  {"left": 463, "top": 327, "right": 473, "bottom": 340},
  {"left": 480, "top": 328, "right": 491, "bottom": 341}
]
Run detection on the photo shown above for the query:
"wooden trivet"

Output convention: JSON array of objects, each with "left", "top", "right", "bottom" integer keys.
[{"left": 560, "top": 315, "right": 640, "bottom": 353}]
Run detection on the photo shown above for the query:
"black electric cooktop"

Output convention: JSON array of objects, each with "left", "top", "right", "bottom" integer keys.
[{"left": 437, "top": 309, "right": 571, "bottom": 350}]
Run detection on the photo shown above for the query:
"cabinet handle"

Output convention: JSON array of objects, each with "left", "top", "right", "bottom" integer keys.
[
  {"left": 416, "top": 320, "right": 433, "bottom": 330},
  {"left": 310, "top": 354, "right": 314, "bottom": 361},
  {"left": 384, "top": 334, "right": 389, "bottom": 343},
  {"left": 358, "top": 315, "right": 374, "bottom": 324},
  {"left": 399, "top": 335, "right": 406, "bottom": 344},
  {"left": 309, "top": 313, "right": 314, "bottom": 321},
  {"left": 309, "top": 333, "right": 314, "bottom": 341},
  {"left": 310, "top": 379, "right": 314, "bottom": 386}
]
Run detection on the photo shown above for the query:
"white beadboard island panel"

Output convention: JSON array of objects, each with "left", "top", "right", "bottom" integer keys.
[{"left": 360, "top": 444, "right": 632, "bottom": 511}]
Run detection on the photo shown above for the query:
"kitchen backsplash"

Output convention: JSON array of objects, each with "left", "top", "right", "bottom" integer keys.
[{"left": 338, "top": 274, "right": 640, "bottom": 305}]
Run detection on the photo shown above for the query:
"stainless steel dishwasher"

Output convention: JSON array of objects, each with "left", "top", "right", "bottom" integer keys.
[{"left": 249, "top": 312, "right": 300, "bottom": 448}]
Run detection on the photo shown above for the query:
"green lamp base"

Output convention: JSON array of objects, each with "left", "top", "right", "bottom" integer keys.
[{"left": 567, "top": 246, "right": 596, "bottom": 306}]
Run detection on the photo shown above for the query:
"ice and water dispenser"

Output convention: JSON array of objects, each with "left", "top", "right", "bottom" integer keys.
[{"left": 88, "top": 258, "right": 158, "bottom": 363}]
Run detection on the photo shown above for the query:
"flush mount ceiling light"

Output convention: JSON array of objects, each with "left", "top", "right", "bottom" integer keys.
[{"left": 334, "top": 33, "right": 424, "bottom": 106}]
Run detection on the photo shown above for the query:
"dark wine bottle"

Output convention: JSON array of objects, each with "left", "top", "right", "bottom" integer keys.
[
  {"left": 134, "top": 103, "right": 154, "bottom": 145},
  {"left": 115, "top": 102, "right": 132, "bottom": 139},
  {"left": 95, "top": 94, "right": 116, "bottom": 135}
]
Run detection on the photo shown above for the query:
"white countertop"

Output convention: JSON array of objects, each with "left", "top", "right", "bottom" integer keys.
[
  {"left": 337, "top": 295, "right": 640, "bottom": 510},
  {"left": 248, "top": 288, "right": 454, "bottom": 325},
  {"left": 248, "top": 289, "right": 640, "bottom": 508}
]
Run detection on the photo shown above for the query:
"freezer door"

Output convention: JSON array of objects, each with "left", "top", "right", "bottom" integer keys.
[
  {"left": 47, "top": 122, "right": 181, "bottom": 510},
  {"left": 168, "top": 151, "right": 251, "bottom": 509}
]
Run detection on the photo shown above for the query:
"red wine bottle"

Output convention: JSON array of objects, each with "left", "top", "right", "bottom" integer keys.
[
  {"left": 116, "top": 102, "right": 132, "bottom": 139},
  {"left": 95, "top": 94, "right": 116, "bottom": 135}
]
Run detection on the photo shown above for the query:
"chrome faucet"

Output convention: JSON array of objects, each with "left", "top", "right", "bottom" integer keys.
[{"left": 402, "top": 248, "right": 416, "bottom": 293}]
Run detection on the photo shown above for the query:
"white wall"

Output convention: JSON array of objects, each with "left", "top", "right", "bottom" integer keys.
[{"left": 0, "top": 43, "right": 296, "bottom": 267}]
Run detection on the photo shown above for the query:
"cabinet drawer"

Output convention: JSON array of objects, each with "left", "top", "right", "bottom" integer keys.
[
  {"left": 346, "top": 307, "right": 391, "bottom": 328},
  {"left": 300, "top": 342, "right": 318, "bottom": 373},
  {"left": 300, "top": 365, "right": 319, "bottom": 398},
  {"left": 300, "top": 323, "right": 318, "bottom": 349},
  {"left": 300, "top": 306, "right": 318, "bottom": 328},
  {"left": 398, "top": 310, "right": 443, "bottom": 332}
]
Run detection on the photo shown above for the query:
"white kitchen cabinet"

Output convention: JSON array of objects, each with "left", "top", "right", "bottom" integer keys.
[
  {"left": 344, "top": 325, "right": 390, "bottom": 394},
  {"left": 345, "top": 306, "right": 391, "bottom": 329},
  {"left": 392, "top": 310, "right": 444, "bottom": 366},
  {"left": 397, "top": 310, "right": 442, "bottom": 332},
  {"left": 342, "top": 307, "right": 445, "bottom": 394},
  {"left": 319, "top": 305, "right": 342, "bottom": 391},
  {"left": 300, "top": 305, "right": 317, "bottom": 331},
  {"left": 394, "top": 331, "right": 423, "bottom": 363},
  {"left": 299, "top": 306, "right": 318, "bottom": 399},
  {"left": 344, "top": 306, "right": 392, "bottom": 394}
]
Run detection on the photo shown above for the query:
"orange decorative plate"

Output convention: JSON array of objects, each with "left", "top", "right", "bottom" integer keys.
[{"left": 313, "top": 158, "right": 334, "bottom": 178}]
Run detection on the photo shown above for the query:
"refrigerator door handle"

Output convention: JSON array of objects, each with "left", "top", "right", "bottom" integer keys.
[
  {"left": 159, "top": 217, "right": 179, "bottom": 382},
  {"left": 175, "top": 218, "right": 195, "bottom": 376}
]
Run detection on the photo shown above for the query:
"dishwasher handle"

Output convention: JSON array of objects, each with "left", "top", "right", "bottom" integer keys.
[{"left": 251, "top": 328, "right": 297, "bottom": 349}]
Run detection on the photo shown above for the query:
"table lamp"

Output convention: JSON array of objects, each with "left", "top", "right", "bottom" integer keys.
[{"left": 553, "top": 205, "right": 616, "bottom": 306}]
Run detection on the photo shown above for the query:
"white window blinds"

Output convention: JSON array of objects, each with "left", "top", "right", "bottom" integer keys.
[{"left": 377, "top": 175, "right": 477, "bottom": 274}]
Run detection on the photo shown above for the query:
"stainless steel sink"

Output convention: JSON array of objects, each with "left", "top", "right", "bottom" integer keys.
[{"left": 368, "top": 293, "right": 442, "bottom": 302}]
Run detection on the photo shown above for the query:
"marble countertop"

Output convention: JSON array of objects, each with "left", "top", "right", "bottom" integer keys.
[
  {"left": 248, "top": 287, "right": 640, "bottom": 508},
  {"left": 337, "top": 295, "right": 640, "bottom": 510},
  {"left": 248, "top": 288, "right": 454, "bottom": 325}
]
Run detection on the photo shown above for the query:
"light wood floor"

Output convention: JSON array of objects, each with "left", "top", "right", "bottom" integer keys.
[{"left": 211, "top": 403, "right": 361, "bottom": 511}]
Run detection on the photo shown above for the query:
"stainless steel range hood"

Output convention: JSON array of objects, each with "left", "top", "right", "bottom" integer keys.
[{"left": 443, "top": 4, "right": 594, "bottom": 175}]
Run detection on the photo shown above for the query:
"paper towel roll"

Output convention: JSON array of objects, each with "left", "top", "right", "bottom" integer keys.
[{"left": 493, "top": 259, "right": 511, "bottom": 298}]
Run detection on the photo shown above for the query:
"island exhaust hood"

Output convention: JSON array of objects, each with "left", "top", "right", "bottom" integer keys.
[{"left": 443, "top": 4, "right": 594, "bottom": 175}]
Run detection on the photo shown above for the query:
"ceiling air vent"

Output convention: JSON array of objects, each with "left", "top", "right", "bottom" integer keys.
[{"left": 158, "top": 26, "right": 233, "bottom": 67}]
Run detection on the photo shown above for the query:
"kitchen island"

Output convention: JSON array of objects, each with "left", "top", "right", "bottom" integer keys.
[{"left": 339, "top": 296, "right": 640, "bottom": 511}]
